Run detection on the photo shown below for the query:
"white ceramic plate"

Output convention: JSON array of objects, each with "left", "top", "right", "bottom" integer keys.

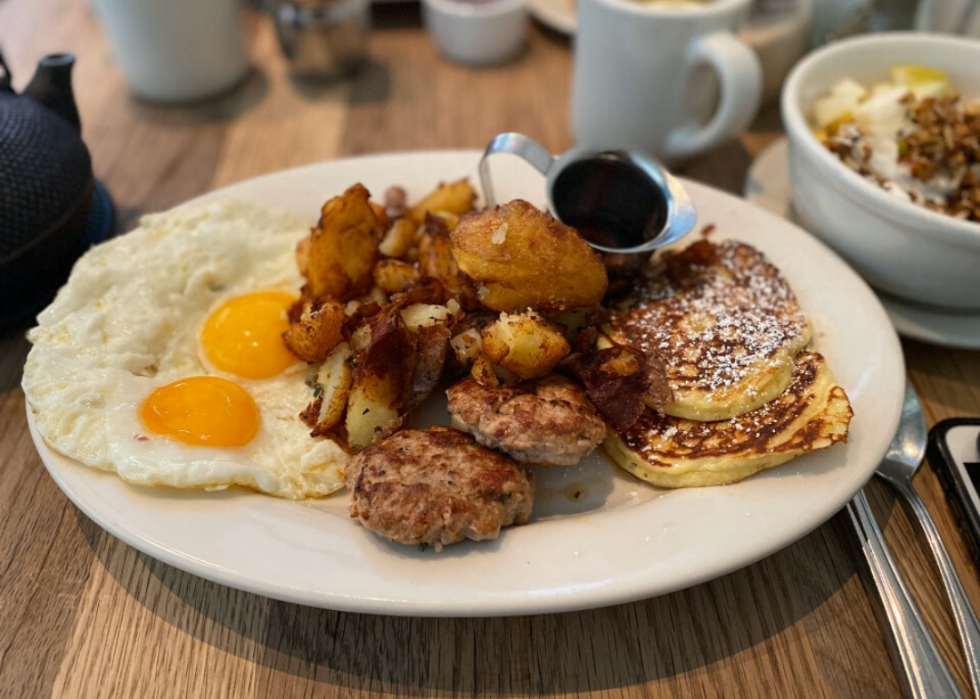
[
  {"left": 31, "top": 150, "right": 904, "bottom": 617},
  {"left": 746, "top": 138, "right": 980, "bottom": 350}
]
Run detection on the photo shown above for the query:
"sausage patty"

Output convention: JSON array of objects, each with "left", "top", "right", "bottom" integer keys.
[
  {"left": 345, "top": 427, "right": 534, "bottom": 550},
  {"left": 446, "top": 375, "right": 608, "bottom": 466}
]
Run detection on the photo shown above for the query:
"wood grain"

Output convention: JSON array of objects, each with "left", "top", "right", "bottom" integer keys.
[{"left": 2, "top": 0, "right": 979, "bottom": 697}]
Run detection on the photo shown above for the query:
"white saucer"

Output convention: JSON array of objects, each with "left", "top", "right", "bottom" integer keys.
[{"left": 745, "top": 137, "right": 980, "bottom": 350}]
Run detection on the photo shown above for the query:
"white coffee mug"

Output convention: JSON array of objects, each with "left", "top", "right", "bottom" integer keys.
[
  {"left": 93, "top": 0, "right": 249, "bottom": 103},
  {"left": 571, "top": 0, "right": 763, "bottom": 162}
]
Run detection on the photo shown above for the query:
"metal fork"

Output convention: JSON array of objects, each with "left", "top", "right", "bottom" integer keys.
[{"left": 876, "top": 383, "right": 980, "bottom": 698}]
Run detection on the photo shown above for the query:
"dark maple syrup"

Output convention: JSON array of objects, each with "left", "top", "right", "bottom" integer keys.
[{"left": 551, "top": 153, "right": 669, "bottom": 251}]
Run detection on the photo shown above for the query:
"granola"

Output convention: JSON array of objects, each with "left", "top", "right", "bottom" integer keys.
[{"left": 812, "top": 69, "right": 980, "bottom": 223}]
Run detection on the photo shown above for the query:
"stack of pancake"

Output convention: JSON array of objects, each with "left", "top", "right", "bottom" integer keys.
[{"left": 602, "top": 238, "right": 853, "bottom": 488}]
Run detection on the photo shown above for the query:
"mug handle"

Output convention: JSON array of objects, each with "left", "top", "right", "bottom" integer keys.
[
  {"left": 479, "top": 132, "right": 556, "bottom": 208},
  {"left": 663, "top": 30, "right": 762, "bottom": 161}
]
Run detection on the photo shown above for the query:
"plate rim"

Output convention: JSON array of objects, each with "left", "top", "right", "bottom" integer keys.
[{"left": 28, "top": 148, "right": 905, "bottom": 616}]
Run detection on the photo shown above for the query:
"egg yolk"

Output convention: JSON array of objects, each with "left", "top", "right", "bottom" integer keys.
[
  {"left": 140, "top": 376, "right": 260, "bottom": 447},
  {"left": 201, "top": 291, "right": 297, "bottom": 380}
]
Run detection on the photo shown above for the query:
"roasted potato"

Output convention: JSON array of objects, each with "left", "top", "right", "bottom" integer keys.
[
  {"left": 308, "top": 183, "right": 383, "bottom": 301},
  {"left": 369, "top": 201, "right": 390, "bottom": 230},
  {"left": 429, "top": 211, "right": 460, "bottom": 231},
  {"left": 400, "top": 303, "right": 453, "bottom": 331},
  {"left": 399, "top": 303, "right": 455, "bottom": 409},
  {"left": 407, "top": 323, "right": 452, "bottom": 411},
  {"left": 283, "top": 295, "right": 346, "bottom": 363},
  {"left": 357, "top": 286, "right": 389, "bottom": 308},
  {"left": 418, "top": 217, "right": 455, "bottom": 277},
  {"left": 390, "top": 276, "right": 448, "bottom": 308},
  {"left": 409, "top": 179, "right": 477, "bottom": 224},
  {"left": 418, "top": 216, "right": 478, "bottom": 308},
  {"left": 349, "top": 321, "right": 373, "bottom": 354},
  {"left": 345, "top": 311, "right": 416, "bottom": 450},
  {"left": 449, "top": 328, "right": 482, "bottom": 367},
  {"left": 295, "top": 235, "right": 311, "bottom": 278},
  {"left": 450, "top": 200, "right": 608, "bottom": 312},
  {"left": 481, "top": 310, "right": 570, "bottom": 380},
  {"left": 550, "top": 308, "right": 595, "bottom": 340},
  {"left": 378, "top": 217, "right": 417, "bottom": 259},
  {"left": 470, "top": 355, "right": 500, "bottom": 388},
  {"left": 308, "top": 342, "right": 353, "bottom": 436},
  {"left": 373, "top": 259, "right": 420, "bottom": 295}
]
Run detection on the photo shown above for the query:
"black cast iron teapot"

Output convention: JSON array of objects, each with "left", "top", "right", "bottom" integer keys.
[{"left": 0, "top": 51, "right": 112, "bottom": 328}]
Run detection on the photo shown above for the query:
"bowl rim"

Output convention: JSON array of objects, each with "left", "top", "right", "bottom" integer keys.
[
  {"left": 781, "top": 31, "right": 980, "bottom": 249},
  {"left": 422, "top": 0, "right": 527, "bottom": 18},
  {"left": 587, "top": 0, "right": 749, "bottom": 19}
]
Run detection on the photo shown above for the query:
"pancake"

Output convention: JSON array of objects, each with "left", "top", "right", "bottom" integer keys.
[
  {"left": 604, "top": 351, "right": 852, "bottom": 488},
  {"left": 603, "top": 239, "right": 811, "bottom": 421}
]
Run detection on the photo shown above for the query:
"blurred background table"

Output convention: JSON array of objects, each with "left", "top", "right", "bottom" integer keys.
[{"left": 2, "top": 0, "right": 980, "bottom": 697}]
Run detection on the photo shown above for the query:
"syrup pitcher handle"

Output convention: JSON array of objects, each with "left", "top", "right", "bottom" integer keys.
[{"left": 480, "top": 132, "right": 556, "bottom": 208}]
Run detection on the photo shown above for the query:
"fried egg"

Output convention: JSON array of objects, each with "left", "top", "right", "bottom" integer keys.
[{"left": 23, "top": 200, "right": 348, "bottom": 499}]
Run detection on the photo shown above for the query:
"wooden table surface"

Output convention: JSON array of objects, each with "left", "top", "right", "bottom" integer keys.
[{"left": 3, "top": 1, "right": 980, "bottom": 697}]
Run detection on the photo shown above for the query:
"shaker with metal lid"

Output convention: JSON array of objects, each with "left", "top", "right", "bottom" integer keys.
[{"left": 274, "top": 0, "right": 369, "bottom": 78}]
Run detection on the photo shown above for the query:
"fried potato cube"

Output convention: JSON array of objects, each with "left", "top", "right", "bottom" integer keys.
[
  {"left": 470, "top": 355, "right": 500, "bottom": 388},
  {"left": 418, "top": 216, "right": 478, "bottom": 308},
  {"left": 409, "top": 179, "right": 477, "bottom": 224},
  {"left": 450, "top": 328, "right": 483, "bottom": 367},
  {"left": 429, "top": 211, "right": 460, "bottom": 231},
  {"left": 378, "top": 217, "right": 417, "bottom": 259},
  {"left": 308, "top": 183, "right": 383, "bottom": 301},
  {"left": 311, "top": 342, "right": 353, "bottom": 435},
  {"left": 345, "top": 311, "right": 416, "bottom": 450},
  {"left": 346, "top": 386, "right": 401, "bottom": 452},
  {"left": 450, "top": 200, "right": 608, "bottom": 312},
  {"left": 550, "top": 308, "right": 594, "bottom": 340},
  {"left": 408, "top": 323, "right": 452, "bottom": 411},
  {"left": 390, "top": 276, "right": 448, "bottom": 307},
  {"left": 358, "top": 286, "right": 389, "bottom": 308},
  {"left": 394, "top": 303, "right": 455, "bottom": 409},
  {"left": 369, "top": 201, "right": 390, "bottom": 230},
  {"left": 349, "top": 322, "right": 372, "bottom": 354},
  {"left": 417, "top": 215, "right": 456, "bottom": 279},
  {"left": 400, "top": 303, "right": 453, "bottom": 330},
  {"left": 295, "top": 235, "right": 311, "bottom": 278},
  {"left": 282, "top": 295, "right": 346, "bottom": 364},
  {"left": 481, "top": 310, "right": 571, "bottom": 380},
  {"left": 373, "top": 259, "right": 420, "bottom": 295}
]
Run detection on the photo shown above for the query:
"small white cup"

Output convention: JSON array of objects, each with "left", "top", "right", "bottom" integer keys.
[
  {"left": 422, "top": 0, "right": 529, "bottom": 67},
  {"left": 93, "top": 0, "right": 249, "bottom": 103},
  {"left": 571, "top": 0, "right": 762, "bottom": 162}
]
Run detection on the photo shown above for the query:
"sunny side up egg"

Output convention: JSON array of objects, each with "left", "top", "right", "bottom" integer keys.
[{"left": 22, "top": 200, "right": 348, "bottom": 499}]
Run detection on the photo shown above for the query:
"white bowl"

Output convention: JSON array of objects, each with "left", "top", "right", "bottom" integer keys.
[
  {"left": 422, "top": 0, "right": 528, "bottom": 67},
  {"left": 781, "top": 32, "right": 980, "bottom": 310}
]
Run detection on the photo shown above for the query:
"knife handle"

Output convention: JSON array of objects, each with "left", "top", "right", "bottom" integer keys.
[{"left": 847, "top": 488, "right": 963, "bottom": 699}]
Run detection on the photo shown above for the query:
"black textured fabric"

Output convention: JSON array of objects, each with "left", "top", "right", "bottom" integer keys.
[{"left": 0, "top": 90, "right": 92, "bottom": 259}]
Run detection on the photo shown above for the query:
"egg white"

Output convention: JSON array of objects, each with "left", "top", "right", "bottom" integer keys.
[{"left": 23, "top": 199, "right": 348, "bottom": 499}]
